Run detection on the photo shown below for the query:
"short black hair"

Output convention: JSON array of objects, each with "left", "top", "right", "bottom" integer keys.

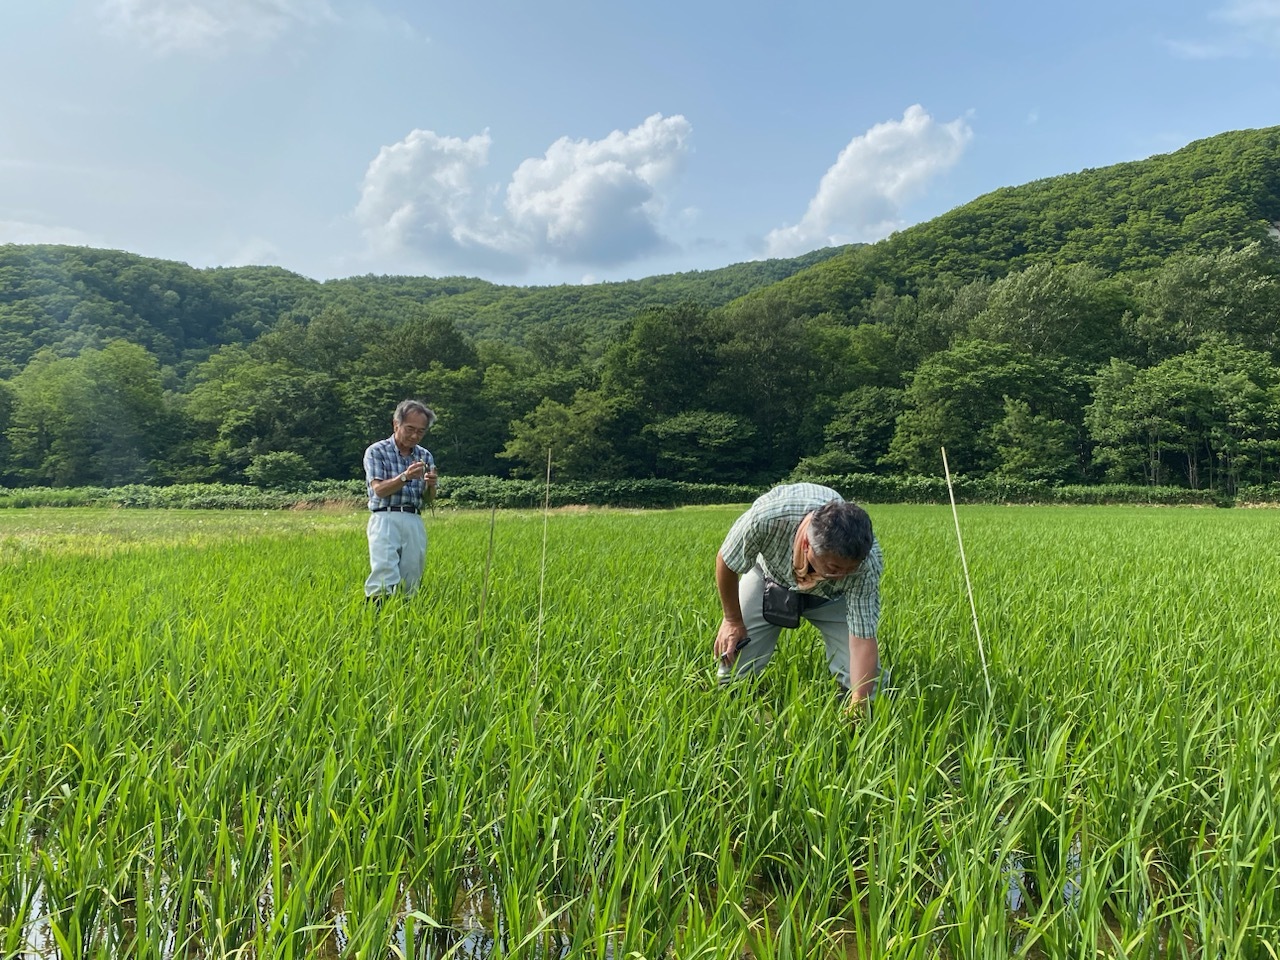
[{"left": 807, "top": 499, "right": 873, "bottom": 562}]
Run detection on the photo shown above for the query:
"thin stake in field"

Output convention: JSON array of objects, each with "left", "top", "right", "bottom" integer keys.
[
  {"left": 476, "top": 504, "right": 497, "bottom": 643},
  {"left": 941, "top": 446, "right": 993, "bottom": 700},
  {"left": 535, "top": 448, "right": 552, "bottom": 684}
]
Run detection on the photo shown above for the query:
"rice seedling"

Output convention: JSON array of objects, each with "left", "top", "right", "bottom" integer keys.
[{"left": 2, "top": 503, "right": 1280, "bottom": 957}]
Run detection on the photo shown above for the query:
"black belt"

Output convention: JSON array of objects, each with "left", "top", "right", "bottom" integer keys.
[{"left": 372, "top": 505, "right": 418, "bottom": 514}]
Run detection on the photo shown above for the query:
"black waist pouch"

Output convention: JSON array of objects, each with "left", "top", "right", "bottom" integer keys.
[{"left": 762, "top": 576, "right": 801, "bottom": 628}]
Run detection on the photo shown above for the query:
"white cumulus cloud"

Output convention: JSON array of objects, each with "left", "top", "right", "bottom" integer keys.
[
  {"left": 353, "top": 128, "right": 522, "bottom": 274},
  {"left": 354, "top": 114, "right": 693, "bottom": 275},
  {"left": 99, "top": 0, "right": 335, "bottom": 55},
  {"left": 764, "top": 105, "right": 973, "bottom": 259}
]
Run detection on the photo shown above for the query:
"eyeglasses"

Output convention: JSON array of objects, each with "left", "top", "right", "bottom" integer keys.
[{"left": 803, "top": 542, "right": 859, "bottom": 580}]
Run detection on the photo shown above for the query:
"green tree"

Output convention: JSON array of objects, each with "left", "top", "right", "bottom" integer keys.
[
  {"left": 804, "top": 386, "right": 905, "bottom": 474},
  {"left": 0, "top": 379, "right": 13, "bottom": 482},
  {"left": 5, "top": 342, "right": 173, "bottom": 485},
  {"left": 244, "top": 450, "right": 316, "bottom": 489},
  {"left": 82, "top": 341, "right": 178, "bottom": 483},
  {"left": 500, "top": 390, "right": 636, "bottom": 480},
  {"left": 968, "top": 262, "right": 1129, "bottom": 366},
  {"left": 1127, "top": 243, "right": 1280, "bottom": 362},
  {"left": 882, "top": 276, "right": 991, "bottom": 366},
  {"left": 886, "top": 340, "right": 1085, "bottom": 476},
  {"left": 184, "top": 347, "right": 344, "bottom": 481},
  {"left": 6, "top": 351, "right": 94, "bottom": 485},
  {"left": 340, "top": 312, "right": 491, "bottom": 476},
  {"left": 991, "top": 397, "right": 1077, "bottom": 481},
  {"left": 356, "top": 311, "right": 479, "bottom": 376},
  {"left": 707, "top": 299, "right": 832, "bottom": 475},
  {"left": 341, "top": 364, "right": 501, "bottom": 478},
  {"left": 1084, "top": 359, "right": 1151, "bottom": 483},
  {"left": 255, "top": 306, "right": 372, "bottom": 373},
  {"left": 644, "top": 410, "right": 759, "bottom": 481},
  {"left": 601, "top": 302, "right": 716, "bottom": 418},
  {"left": 1086, "top": 341, "right": 1280, "bottom": 490}
]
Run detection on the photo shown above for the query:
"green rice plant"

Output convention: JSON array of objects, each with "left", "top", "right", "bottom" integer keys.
[
  {"left": 744, "top": 879, "right": 838, "bottom": 959},
  {"left": 0, "top": 750, "right": 43, "bottom": 956},
  {"left": 5, "top": 504, "right": 1280, "bottom": 958},
  {"left": 665, "top": 888, "right": 744, "bottom": 957}
]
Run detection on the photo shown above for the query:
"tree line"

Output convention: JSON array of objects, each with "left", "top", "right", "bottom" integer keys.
[{"left": 3, "top": 241, "right": 1280, "bottom": 494}]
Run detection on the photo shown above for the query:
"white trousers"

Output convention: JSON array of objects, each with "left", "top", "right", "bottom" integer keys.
[{"left": 365, "top": 511, "right": 428, "bottom": 598}]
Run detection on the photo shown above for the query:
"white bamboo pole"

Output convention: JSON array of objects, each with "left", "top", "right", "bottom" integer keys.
[{"left": 942, "top": 447, "right": 993, "bottom": 701}]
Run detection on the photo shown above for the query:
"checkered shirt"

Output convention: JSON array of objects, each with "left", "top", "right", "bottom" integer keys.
[
  {"left": 364, "top": 437, "right": 435, "bottom": 511},
  {"left": 719, "top": 482, "right": 882, "bottom": 637}
]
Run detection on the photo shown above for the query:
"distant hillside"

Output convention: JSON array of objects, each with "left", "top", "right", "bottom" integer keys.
[
  {"left": 744, "top": 125, "right": 1280, "bottom": 320},
  {"left": 315, "top": 245, "right": 852, "bottom": 348},
  {"left": 0, "top": 244, "right": 849, "bottom": 372},
  {"left": 0, "top": 249, "right": 310, "bottom": 375}
]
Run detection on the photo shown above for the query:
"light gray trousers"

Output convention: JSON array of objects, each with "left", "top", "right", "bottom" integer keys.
[
  {"left": 720, "top": 562, "right": 858, "bottom": 688},
  {"left": 365, "top": 511, "right": 428, "bottom": 598}
]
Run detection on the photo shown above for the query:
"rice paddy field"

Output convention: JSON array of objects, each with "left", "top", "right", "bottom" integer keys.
[{"left": 2, "top": 502, "right": 1280, "bottom": 959}]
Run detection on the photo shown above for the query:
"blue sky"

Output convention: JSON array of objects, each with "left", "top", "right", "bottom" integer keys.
[{"left": 1, "top": 1, "right": 1278, "bottom": 286}]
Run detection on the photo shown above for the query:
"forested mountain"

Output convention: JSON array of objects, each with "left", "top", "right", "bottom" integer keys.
[
  {"left": 0, "top": 244, "right": 848, "bottom": 374},
  {"left": 323, "top": 247, "right": 851, "bottom": 348},
  {"left": 745, "top": 126, "right": 1280, "bottom": 321},
  {"left": 2, "top": 125, "right": 1280, "bottom": 493}
]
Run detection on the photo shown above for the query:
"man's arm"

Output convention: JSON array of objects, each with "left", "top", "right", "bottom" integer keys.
[
  {"left": 843, "top": 540, "right": 882, "bottom": 709},
  {"left": 846, "top": 634, "right": 879, "bottom": 706},
  {"left": 714, "top": 551, "right": 749, "bottom": 662}
]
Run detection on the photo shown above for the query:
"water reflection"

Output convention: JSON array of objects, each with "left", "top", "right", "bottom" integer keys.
[{"left": 15, "top": 831, "right": 1096, "bottom": 960}]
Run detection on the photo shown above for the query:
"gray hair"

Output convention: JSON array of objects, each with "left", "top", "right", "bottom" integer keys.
[
  {"left": 393, "top": 399, "right": 437, "bottom": 428},
  {"left": 807, "top": 499, "right": 873, "bottom": 562}
]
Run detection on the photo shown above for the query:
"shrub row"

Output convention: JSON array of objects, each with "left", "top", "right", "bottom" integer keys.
[
  {"left": 0, "top": 478, "right": 763, "bottom": 510},
  {"left": 0, "top": 482, "right": 360, "bottom": 510},
  {"left": 0, "top": 475, "right": 1263, "bottom": 510},
  {"left": 798, "top": 474, "right": 1228, "bottom": 506},
  {"left": 441, "top": 476, "right": 764, "bottom": 509}
]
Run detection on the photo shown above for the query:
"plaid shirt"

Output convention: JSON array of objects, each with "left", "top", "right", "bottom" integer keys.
[
  {"left": 364, "top": 437, "right": 435, "bottom": 511},
  {"left": 720, "top": 483, "right": 882, "bottom": 637}
]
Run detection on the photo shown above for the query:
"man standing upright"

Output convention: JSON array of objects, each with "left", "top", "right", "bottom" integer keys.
[
  {"left": 364, "top": 399, "right": 438, "bottom": 602},
  {"left": 714, "top": 483, "right": 882, "bottom": 708}
]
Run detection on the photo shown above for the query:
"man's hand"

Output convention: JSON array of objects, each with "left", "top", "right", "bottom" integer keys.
[
  {"left": 842, "top": 688, "right": 869, "bottom": 722},
  {"left": 403, "top": 460, "right": 428, "bottom": 481},
  {"left": 423, "top": 464, "right": 438, "bottom": 505},
  {"left": 714, "top": 552, "right": 748, "bottom": 666},
  {"left": 714, "top": 619, "right": 749, "bottom": 664}
]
